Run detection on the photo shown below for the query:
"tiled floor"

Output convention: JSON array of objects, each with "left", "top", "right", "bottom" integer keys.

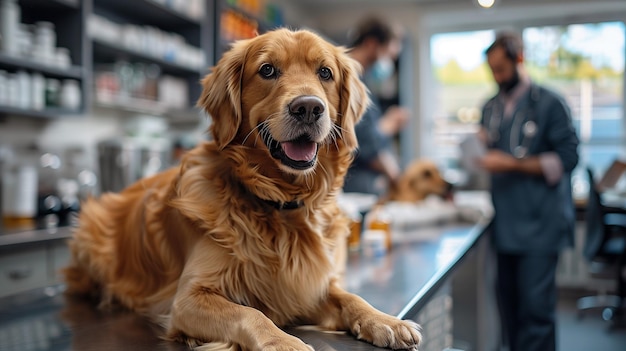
[{"left": 557, "top": 293, "right": 626, "bottom": 351}]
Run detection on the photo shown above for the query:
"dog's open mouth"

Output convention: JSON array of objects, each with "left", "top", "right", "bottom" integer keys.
[{"left": 261, "top": 129, "right": 319, "bottom": 170}]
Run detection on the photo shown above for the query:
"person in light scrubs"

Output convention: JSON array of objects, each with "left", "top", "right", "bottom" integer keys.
[
  {"left": 478, "top": 31, "right": 579, "bottom": 351},
  {"left": 343, "top": 16, "right": 409, "bottom": 197}
]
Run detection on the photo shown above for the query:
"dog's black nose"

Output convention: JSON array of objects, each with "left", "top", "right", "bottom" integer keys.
[{"left": 289, "top": 95, "right": 325, "bottom": 123}]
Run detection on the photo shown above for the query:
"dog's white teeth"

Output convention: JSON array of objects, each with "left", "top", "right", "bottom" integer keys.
[{"left": 281, "top": 141, "right": 317, "bottom": 161}]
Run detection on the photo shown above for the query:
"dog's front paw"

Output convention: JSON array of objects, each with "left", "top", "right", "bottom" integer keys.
[
  {"left": 352, "top": 313, "right": 421, "bottom": 350},
  {"left": 259, "top": 334, "right": 314, "bottom": 351}
]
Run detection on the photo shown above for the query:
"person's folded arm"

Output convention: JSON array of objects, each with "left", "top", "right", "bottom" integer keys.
[
  {"left": 544, "top": 95, "right": 579, "bottom": 174},
  {"left": 480, "top": 94, "right": 579, "bottom": 186},
  {"left": 525, "top": 94, "right": 579, "bottom": 185}
]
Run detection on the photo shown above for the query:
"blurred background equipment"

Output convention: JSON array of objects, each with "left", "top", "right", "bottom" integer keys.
[{"left": 97, "top": 117, "right": 172, "bottom": 193}]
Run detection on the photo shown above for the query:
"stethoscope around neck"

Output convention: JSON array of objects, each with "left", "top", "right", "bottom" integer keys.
[{"left": 485, "top": 85, "right": 540, "bottom": 159}]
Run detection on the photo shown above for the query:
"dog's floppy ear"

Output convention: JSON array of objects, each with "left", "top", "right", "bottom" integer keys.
[
  {"left": 197, "top": 39, "right": 250, "bottom": 149},
  {"left": 337, "top": 50, "right": 370, "bottom": 151}
]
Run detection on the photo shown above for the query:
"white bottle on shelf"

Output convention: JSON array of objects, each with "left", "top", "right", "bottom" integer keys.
[
  {"left": 34, "top": 21, "right": 56, "bottom": 64},
  {"left": 16, "top": 70, "right": 31, "bottom": 109},
  {"left": 0, "top": 0, "right": 21, "bottom": 56},
  {"left": 60, "top": 79, "right": 81, "bottom": 110},
  {"left": 31, "top": 73, "right": 45, "bottom": 111},
  {"left": 6, "top": 73, "right": 18, "bottom": 107},
  {"left": 2, "top": 160, "right": 38, "bottom": 224},
  {"left": 0, "top": 70, "right": 7, "bottom": 106}
]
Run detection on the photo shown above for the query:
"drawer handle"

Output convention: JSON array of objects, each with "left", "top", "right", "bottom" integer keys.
[{"left": 7, "top": 267, "right": 33, "bottom": 280}]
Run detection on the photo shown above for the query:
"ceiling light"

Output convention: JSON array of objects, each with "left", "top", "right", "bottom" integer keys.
[{"left": 477, "top": 0, "right": 496, "bottom": 8}]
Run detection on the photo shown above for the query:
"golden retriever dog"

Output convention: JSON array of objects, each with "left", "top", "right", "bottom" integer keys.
[
  {"left": 63, "top": 28, "right": 421, "bottom": 351},
  {"left": 389, "top": 159, "right": 452, "bottom": 203}
]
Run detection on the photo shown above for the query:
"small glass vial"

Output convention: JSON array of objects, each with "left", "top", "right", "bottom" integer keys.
[
  {"left": 347, "top": 213, "right": 362, "bottom": 252},
  {"left": 365, "top": 205, "right": 392, "bottom": 251}
]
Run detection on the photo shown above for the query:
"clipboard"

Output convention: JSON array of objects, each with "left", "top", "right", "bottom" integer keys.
[
  {"left": 598, "top": 159, "right": 626, "bottom": 191},
  {"left": 459, "top": 133, "right": 486, "bottom": 173}
]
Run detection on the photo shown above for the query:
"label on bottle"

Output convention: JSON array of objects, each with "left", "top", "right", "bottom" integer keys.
[{"left": 2, "top": 165, "right": 38, "bottom": 218}]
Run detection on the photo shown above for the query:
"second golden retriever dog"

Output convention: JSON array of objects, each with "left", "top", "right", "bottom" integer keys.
[
  {"left": 389, "top": 159, "right": 452, "bottom": 203},
  {"left": 64, "top": 28, "right": 421, "bottom": 350}
]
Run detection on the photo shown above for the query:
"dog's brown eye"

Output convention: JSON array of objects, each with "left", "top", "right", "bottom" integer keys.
[
  {"left": 259, "top": 63, "right": 277, "bottom": 79},
  {"left": 318, "top": 67, "right": 332, "bottom": 81}
]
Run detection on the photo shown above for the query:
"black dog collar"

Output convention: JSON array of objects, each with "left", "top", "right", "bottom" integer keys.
[{"left": 263, "top": 199, "right": 304, "bottom": 210}]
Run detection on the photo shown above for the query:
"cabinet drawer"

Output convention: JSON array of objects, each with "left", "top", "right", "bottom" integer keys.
[
  {"left": 48, "top": 242, "right": 71, "bottom": 283},
  {"left": 0, "top": 248, "right": 48, "bottom": 298}
]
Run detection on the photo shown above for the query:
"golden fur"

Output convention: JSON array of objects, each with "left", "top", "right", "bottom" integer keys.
[
  {"left": 389, "top": 159, "right": 452, "bottom": 203},
  {"left": 64, "top": 28, "right": 421, "bottom": 351}
]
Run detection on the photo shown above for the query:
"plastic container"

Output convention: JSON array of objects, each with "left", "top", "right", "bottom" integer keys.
[
  {"left": 34, "top": 21, "right": 56, "bottom": 63},
  {"left": 55, "top": 47, "right": 71, "bottom": 68},
  {"left": 31, "top": 73, "right": 45, "bottom": 110},
  {"left": 60, "top": 79, "right": 81, "bottom": 110},
  {"left": 2, "top": 155, "right": 38, "bottom": 229},
  {"left": 45, "top": 78, "right": 61, "bottom": 107},
  {"left": 0, "top": 0, "right": 21, "bottom": 56},
  {"left": 16, "top": 70, "right": 31, "bottom": 109},
  {"left": 361, "top": 229, "right": 387, "bottom": 258},
  {"left": 348, "top": 216, "right": 362, "bottom": 252},
  {"left": 0, "top": 70, "right": 7, "bottom": 105},
  {"left": 364, "top": 205, "right": 393, "bottom": 251}
]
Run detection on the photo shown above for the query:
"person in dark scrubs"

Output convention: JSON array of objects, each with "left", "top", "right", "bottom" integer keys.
[
  {"left": 478, "top": 31, "right": 579, "bottom": 351},
  {"left": 342, "top": 16, "right": 409, "bottom": 197}
]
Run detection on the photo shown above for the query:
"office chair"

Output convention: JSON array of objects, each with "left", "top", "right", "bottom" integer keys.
[{"left": 577, "top": 168, "right": 626, "bottom": 322}]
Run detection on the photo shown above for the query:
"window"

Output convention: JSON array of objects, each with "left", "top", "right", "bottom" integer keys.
[
  {"left": 429, "top": 30, "right": 495, "bottom": 185},
  {"left": 523, "top": 22, "right": 625, "bottom": 195},
  {"left": 428, "top": 22, "right": 625, "bottom": 193}
]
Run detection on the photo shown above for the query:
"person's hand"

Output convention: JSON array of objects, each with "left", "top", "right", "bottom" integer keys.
[
  {"left": 477, "top": 127, "right": 488, "bottom": 145},
  {"left": 479, "top": 150, "right": 519, "bottom": 173},
  {"left": 379, "top": 106, "right": 409, "bottom": 136}
]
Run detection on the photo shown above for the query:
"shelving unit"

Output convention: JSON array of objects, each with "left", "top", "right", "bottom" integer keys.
[
  {"left": 91, "top": 39, "right": 204, "bottom": 78},
  {"left": 90, "top": 0, "right": 203, "bottom": 29},
  {"left": 90, "top": 0, "right": 214, "bottom": 115},
  {"left": 0, "top": 53, "right": 83, "bottom": 80},
  {"left": 20, "top": 0, "right": 79, "bottom": 11},
  {"left": 0, "top": 0, "right": 87, "bottom": 118},
  {"left": 0, "top": 0, "right": 287, "bottom": 122},
  {"left": 93, "top": 95, "right": 203, "bottom": 123},
  {"left": 0, "top": 0, "right": 216, "bottom": 121},
  {"left": 0, "top": 0, "right": 284, "bottom": 123},
  {"left": 0, "top": 106, "right": 81, "bottom": 119}
]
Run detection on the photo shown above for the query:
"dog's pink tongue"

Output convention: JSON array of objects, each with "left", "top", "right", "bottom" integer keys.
[{"left": 281, "top": 142, "right": 317, "bottom": 162}]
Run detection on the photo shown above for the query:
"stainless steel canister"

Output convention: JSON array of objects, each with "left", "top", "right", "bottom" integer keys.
[{"left": 97, "top": 137, "right": 171, "bottom": 193}]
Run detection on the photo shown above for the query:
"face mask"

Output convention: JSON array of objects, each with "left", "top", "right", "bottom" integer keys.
[{"left": 369, "top": 57, "right": 395, "bottom": 83}]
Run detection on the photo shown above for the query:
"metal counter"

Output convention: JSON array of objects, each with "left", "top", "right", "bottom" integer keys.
[{"left": 0, "top": 219, "right": 489, "bottom": 351}]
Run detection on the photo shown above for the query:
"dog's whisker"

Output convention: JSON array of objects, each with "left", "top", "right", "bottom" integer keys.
[
  {"left": 242, "top": 128, "right": 258, "bottom": 146},
  {"left": 318, "top": 162, "right": 331, "bottom": 182},
  {"left": 332, "top": 124, "right": 352, "bottom": 145},
  {"left": 333, "top": 123, "right": 348, "bottom": 133},
  {"left": 333, "top": 127, "right": 341, "bottom": 147},
  {"left": 327, "top": 125, "right": 341, "bottom": 150},
  {"left": 254, "top": 121, "right": 272, "bottom": 147}
]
